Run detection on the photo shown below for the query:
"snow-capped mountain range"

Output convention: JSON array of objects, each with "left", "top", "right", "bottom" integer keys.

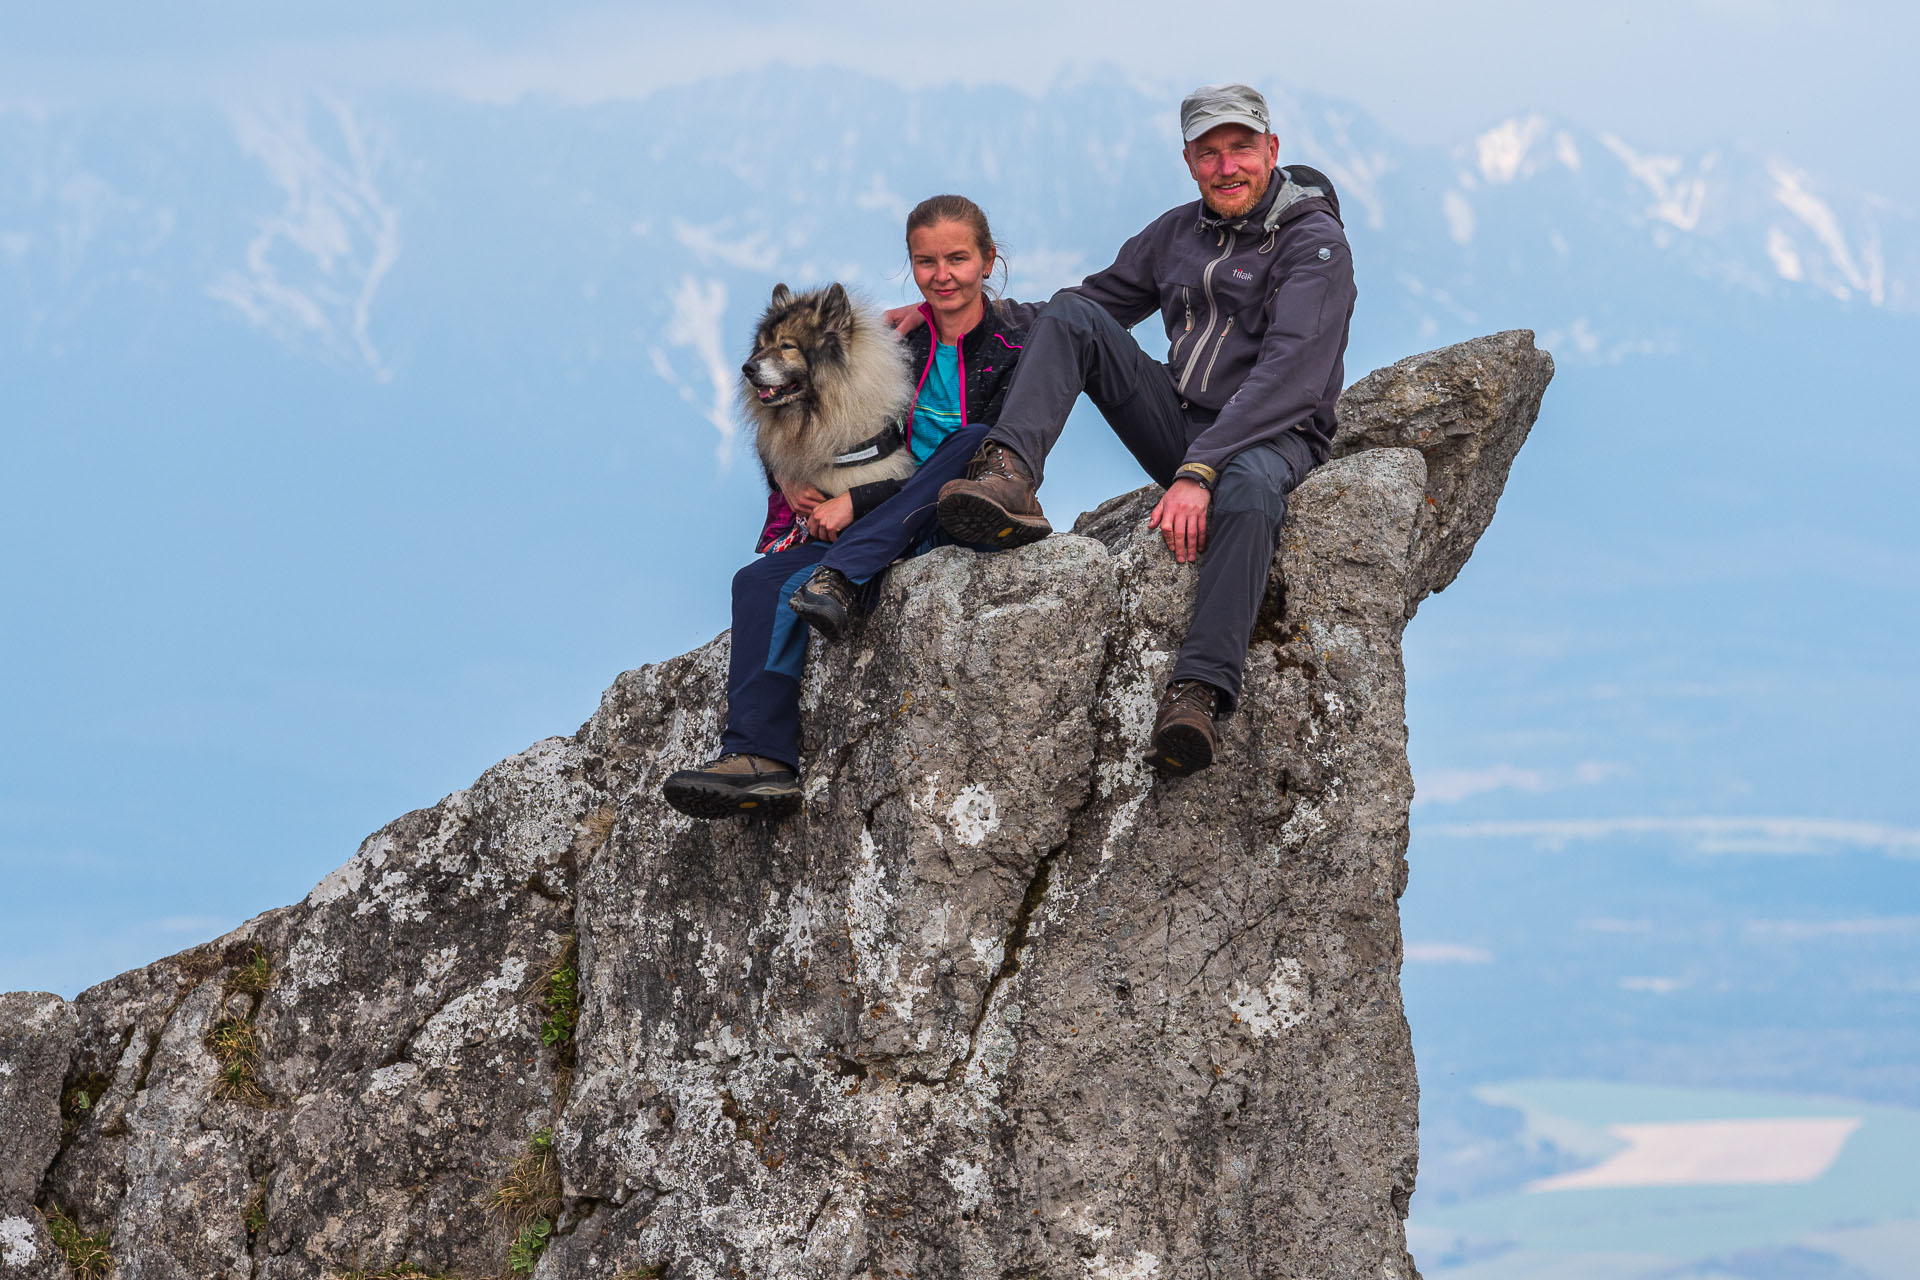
[{"left": 3, "top": 68, "right": 1911, "bottom": 453}]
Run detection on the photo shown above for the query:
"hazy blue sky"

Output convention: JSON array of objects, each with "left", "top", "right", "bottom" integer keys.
[
  {"left": 8, "top": 8, "right": 1919, "bottom": 1273},
  {"left": 6, "top": 1, "right": 1916, "bottom": 200}
]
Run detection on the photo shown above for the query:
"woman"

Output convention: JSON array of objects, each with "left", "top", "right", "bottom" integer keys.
[{"left": 663, "top": 195, "right": 1032, "bottom": 819}]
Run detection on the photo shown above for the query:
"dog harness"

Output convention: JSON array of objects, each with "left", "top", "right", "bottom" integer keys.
[{"left": 829, "top": 415, "right": 910, "bottom": 469}]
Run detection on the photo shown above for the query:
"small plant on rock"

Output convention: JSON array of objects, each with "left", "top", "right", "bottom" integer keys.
[
  {"left": 539, "top": 938, "right": 579, "bottom": 1049},
  {"left": 486, "top": 1127, "right": 563, "bottom": 1274},
  {"left": 44, "top": 1207, "right": 113, "bottom": 1279},
  {"left": 505, "top": 1218, "right": 552, "bottom": 1275},
  {"left": 60, "top": 1070, "right": 113, "bottom": 1138},
  {"left": 242, "top": 1184, "right": 267, "bottom": 1243}
]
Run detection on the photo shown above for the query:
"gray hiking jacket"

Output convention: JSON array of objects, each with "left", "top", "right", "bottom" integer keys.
[{"left": 1068, "top": 167, "right": 1355, "bottom": 484}]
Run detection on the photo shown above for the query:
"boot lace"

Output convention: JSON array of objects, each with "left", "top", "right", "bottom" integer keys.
[
  {"left": 973, "top": 442, "right": 1028, "bottom": 483},
  {"left": 1165, "top": 680, "right": 1218, "bottom": 716}
]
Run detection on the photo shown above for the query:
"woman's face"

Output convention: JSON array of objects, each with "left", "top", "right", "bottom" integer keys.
[{"left": 909, "top": 219, "right": 994, "bottom": 326}]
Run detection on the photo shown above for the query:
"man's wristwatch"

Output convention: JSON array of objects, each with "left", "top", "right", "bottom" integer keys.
[{"left": 1173, "top": 462, "right": 1217, "bottom": 491}]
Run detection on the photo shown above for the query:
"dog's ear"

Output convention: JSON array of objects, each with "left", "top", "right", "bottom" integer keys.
[
  {"left": 769, "top": 283, "right": 794, "bottom": 309},
  {"left": 818, "top": 282, "right": 853, "bottom": 333}
]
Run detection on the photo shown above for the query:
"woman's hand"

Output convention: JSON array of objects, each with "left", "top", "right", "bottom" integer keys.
[
  {"left": 778, "top": 479, "right": 827, "bottom": 520},
  {"left": 809, "top": 492, "right": 855, "bottom": 541},
  {"left": 884, "top": 305, "right": 925, "bottom": 335}
]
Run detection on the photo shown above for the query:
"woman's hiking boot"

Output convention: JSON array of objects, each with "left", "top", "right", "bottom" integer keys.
[
  {"left": 937, "top": 441, "right": 1053, "bottom": 547},
  {"left": 789, "top": 567, "right": 861, "bottom": 642},
  {"left": 1144, "top": 680, "right": 1220, "bottom": 776},
  {"left": 662, "top": 753, "right": 801, "bottom": 819}
]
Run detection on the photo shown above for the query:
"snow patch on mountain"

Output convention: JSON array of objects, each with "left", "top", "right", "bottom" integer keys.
[
  {"left": 206, "top": 95, "right": 400, "bottom": 379},
  {"left": 653, "top": 275, "right": 736, "bottom": 467},
  {"left": 1600, "top": 133, "right": 1710, "bottom": 233},
  {"left": 1766, "top": 226, "right": 1803, "bottom": 281},
  {"left": 1443, "top": 190, "right": 1474, "bottom": 245},
  {"left": 1769, "top": 160, "right": 1884, "bottom": 305},
  {"left": 672, "top": 220, "right": 778, "bottom": 272},
  {"left": 1477, "top": 114, "right": 1549, "bottom": 185}
]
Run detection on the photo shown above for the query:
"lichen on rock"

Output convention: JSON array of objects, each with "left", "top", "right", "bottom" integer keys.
[{"left": 1, "top": 331, "right": 1552, "bottom": 1280}]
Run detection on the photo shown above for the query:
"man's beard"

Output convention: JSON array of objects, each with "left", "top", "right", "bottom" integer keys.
[{"left": 1203, "top": 168, "right": 1272, "bottom": 219}]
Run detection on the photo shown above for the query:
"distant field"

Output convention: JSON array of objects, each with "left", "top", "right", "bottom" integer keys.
[{"left": 1411, "top": 1080, "right": 1920, "bottom": 1278}]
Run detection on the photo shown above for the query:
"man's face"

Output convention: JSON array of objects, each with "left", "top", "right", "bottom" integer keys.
[{"left": 1183, "top": 123, "right": 1281, "bottom": 220}]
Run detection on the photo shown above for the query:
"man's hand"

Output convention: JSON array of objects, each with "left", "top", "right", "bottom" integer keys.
[
  {"left": 778, "top": 480, "right": 827, "bottom": 520},
  {"left": 1149, "top": 477, "right": 1211, "bottom": 563},
  {"left": 809, "top": 492, "right": 854, "bottom": 542},
  {"left": 884, "top": 305, "right": 925, "bottom": 335}
]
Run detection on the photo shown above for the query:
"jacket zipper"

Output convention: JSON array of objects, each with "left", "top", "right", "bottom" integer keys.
[
  {"left": 1199, "top": 316, "right": 1234, "bottom": 393},
  {"left": 1167, "top": 287, "right": 1195, "bottom": 364},
  {"left": 1178, "top": 228, "right": 1236, "bottom": 394}
]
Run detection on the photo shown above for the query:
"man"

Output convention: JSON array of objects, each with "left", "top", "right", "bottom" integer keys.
[{"left": 935, "top": 84, "right": 1356, "bottom": 776}]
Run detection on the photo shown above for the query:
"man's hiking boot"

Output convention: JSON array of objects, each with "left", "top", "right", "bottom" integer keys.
[
  {"left": 789, "top": 567, "right": 861, "bottom": 642},
  {"left": 937, "top": 441, "right": 1053, "bottom": 548},
  {"left": 1145, "top": 680, "right": 1221, "bottom": 777},
  {"left": 662, "top": 753, "right": 801, "bottom": 819}
]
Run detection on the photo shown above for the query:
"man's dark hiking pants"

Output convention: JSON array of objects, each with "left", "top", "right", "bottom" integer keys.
[
  {"left": 987, "top": 290, "right": 1318, "bottom": 713},
  {"left": 721, "top": 424, "right": 991, "bottom": 768}
]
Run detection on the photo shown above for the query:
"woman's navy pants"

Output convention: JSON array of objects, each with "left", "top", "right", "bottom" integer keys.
[{"left": 719, "top": 424, "right": 990, "bottom": 768}]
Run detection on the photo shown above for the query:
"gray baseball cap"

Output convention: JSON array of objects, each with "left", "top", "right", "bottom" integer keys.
[{"left": 1180, "top": 83, "right": 1271, "bottom": 142}]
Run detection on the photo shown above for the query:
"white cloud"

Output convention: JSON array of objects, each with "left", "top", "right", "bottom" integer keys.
[
  {"left": 1743, "top": 916, "right": 1920, "bottom": 941},
  {"left": 1416, "top": 763, "right": 1545, "bottom": 806},
  {"left": 1619, "top": 975, "right": 1686, "bottom": 995},
  {"left": 1433, "top": 816, "right": 1920, "bottom": 858},
  {"left": 1414, "top": 759, "right": 1626, "bottom": 807},
  {"left": 1406, "top": 942, "right": 1493, "bottom": 965},
  {"left": 1580, "top": 916, "right": 1652, "bottom": 934}
]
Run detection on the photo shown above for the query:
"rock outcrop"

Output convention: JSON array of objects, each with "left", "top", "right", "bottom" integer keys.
[{"left": 0, "top": 332, "right": 1552, "bottom": 1280}]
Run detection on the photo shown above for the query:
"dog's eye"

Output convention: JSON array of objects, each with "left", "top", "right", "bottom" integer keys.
[{"left": 778, "top": 342, "right": 798, "bottom": 352}]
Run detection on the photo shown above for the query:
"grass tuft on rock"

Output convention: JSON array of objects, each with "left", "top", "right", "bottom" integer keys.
[
  {"left": 333, "top": 1265, "right": 457, "bottom": 1280},
  {"left": 205, "top": 945, "right": 275, "bottom": 1107},
  {"left": 487, "top": 1128, "right": 563, "bottom": 1226},
  {"left": 487, "top": 1127, "right": 563, "bottom": 1274},
  {"left": 44, "top": 1208, "right": 113, "bottom": 1279},
  {"left": 206, "top": 1015, "right": 270, "bottom": 1106},
  {"left": 226, "top": 946, "right": 272, "bottom": 997}
]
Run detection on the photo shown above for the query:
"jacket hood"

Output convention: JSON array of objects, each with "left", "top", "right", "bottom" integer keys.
[{"left": 1196, "top": 165, "right": 1343, "bottom": 234}]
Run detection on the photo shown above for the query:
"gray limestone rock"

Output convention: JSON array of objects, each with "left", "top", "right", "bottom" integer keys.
[
  {"left": 1332, "top": 329, "right": 1555, "bottom": 610},
  {"left": 0, "top": 331, "right": 1550, "bottom": 1280},
  {"left": 1, "top": 993, "right": 76, "bottom": 1280}
]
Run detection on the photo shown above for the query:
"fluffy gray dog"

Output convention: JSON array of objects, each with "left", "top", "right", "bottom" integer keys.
[{"left": 741, "top": 282, "right": 917, "bottom": 499}]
